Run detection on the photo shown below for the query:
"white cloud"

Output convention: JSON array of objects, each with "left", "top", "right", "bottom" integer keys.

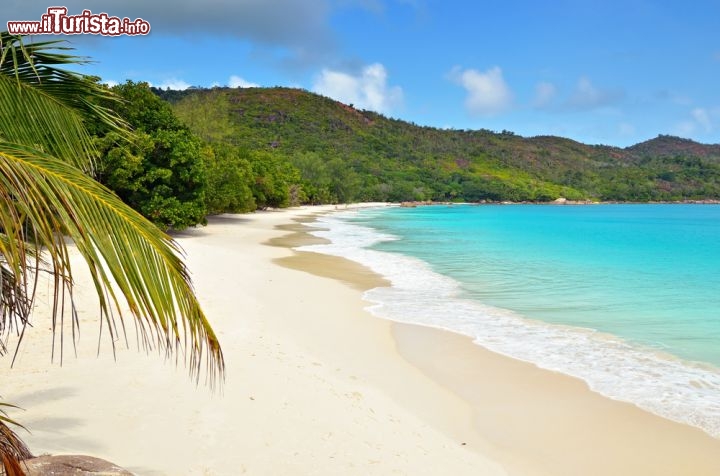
[
  {"left": 4, "top": 1, "right": 333, "bottom": 46},
  {"left": 229, "top": 75, "right": 259, "bottom": 88},
  {"left": 566, "top": 77, "right": 623, "bottom": 110},
  {"left": 312, "top": 63, "right": 403, "bottom": 113},
  {"left": 156, "top": 79, "right": 192, "bottom": 90},
  {"left": 674, "top": 108, "right": 714, "bottom": 137},
  {"left": 691, "top": 108, "right": 712, "bottom": 132},
  {"left": 102, "top": 79, "right": 119, "bottom": 88},
  {"left": 533, "top": 82, "right": 556, "bottom": 109},
  {"left": 4, "top": 1, "right": 342, "bottom": 67},
  {"left": 570, "top": 78, "right": 602, "bottom": 106},
  {"left": 449, "top": 66, "right": 513, "bottom": 116}
]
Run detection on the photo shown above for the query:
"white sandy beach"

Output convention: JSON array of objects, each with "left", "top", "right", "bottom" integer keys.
[
  {"left": 2, "top": 205, "right": 720, "bottom": 475},
  {"left": 1, "top": 205, "right": 506, "bottom": 475}
]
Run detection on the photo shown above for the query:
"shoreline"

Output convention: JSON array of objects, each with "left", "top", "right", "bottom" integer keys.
[
  {"left": 0, "top": 205, "right": 505, "bottom": 475},
  {"left": 279, "top": 206, "right": 720, "bottom": 475},
  {"left": 301, "top": 202, "right": 720, "bottom": 439},
  {"left": 396, "top": 199, "right": 720, "bottom": 207},
  {"left": 0, "top": 204, "right": 718, "bottom": 475}
]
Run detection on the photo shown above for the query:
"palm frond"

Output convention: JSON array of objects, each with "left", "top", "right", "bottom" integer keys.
[
  {"left": 0, "top": 402, "right": 32, "bottom": 476},
  {"left": 0, "top": 31, "right": 223, "bottom": 473},
  {"left": 0, "top": 142, "right": 224, "bottom": 384},
  {"left": 0, "top": 254, "right": 34, "bottom": 356},
  {"left": 0, "top": 33, "right": 129, "bottom": 172}
]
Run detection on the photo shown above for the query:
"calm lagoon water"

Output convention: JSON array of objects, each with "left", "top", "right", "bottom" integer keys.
[{"left": 298, "top": 204, "right": 720, "bottom": 437}]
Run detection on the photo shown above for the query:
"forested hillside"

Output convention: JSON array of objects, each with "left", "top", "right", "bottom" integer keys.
[
  {"left": 157, "top": 86, "right": 720, "bottom": 204},
  {"left": 93, "top": 83, "right": 720, "bottom": 230}
]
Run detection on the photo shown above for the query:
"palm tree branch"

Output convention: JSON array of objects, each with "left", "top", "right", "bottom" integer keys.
[
  {"left": 0, "top": 33, "right": 130, "bottom": 171},
  {"left": 0, "top": 73, "right": 98, "bottom": 170},
  {"left": 0, "top": 143, "right": 224, "bottom": 384},
  {"left": 0, "top": 402, "right": 32, "bottom": 475}
]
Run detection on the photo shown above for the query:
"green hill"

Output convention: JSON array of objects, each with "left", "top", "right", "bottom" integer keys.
[{"left": 156, "top": 86, "right": 720, "bottom": 203}]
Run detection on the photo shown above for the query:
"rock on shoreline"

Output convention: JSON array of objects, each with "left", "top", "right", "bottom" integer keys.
[{"left": 17, "top": 455, "right": 133, "bottom": 476}]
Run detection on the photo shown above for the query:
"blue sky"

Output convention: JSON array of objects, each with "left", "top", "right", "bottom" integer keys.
[{"left": 5, "top": 1, "right": 720, "bottom": 146}]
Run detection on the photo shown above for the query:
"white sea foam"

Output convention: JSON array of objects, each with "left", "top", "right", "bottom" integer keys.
[{"left": 297, "top": 212, "right": 720, "bottom": 439}]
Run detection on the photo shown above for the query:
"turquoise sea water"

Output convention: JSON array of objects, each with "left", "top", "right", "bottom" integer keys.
[{"left": 298, "top": 204, "right": 720, "bottom": 437}]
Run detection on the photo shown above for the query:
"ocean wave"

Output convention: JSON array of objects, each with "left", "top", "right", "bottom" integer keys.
[{"left": 297, "top": 212, "right": 720, "bottom": 439}]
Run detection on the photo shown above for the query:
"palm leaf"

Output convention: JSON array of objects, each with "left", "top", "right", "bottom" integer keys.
[
  {"left": 0, "top": 253, "right": 35, "bottom": 356},
  {"left": 1, "top": 34, "right": 223, "bottom": 472},
  {"left": 0, "top": 32, "right": 126, "bottom": 127},
  {"left": 0, "top": 33, "right": 223, "bottom": 382},
  {"left": 0, "top": 142, "right": 224, "bottom": 383},
  {"left": 0, "top": 33, "right": 129, "bottom": 172},
  {"left": 0, "top": 402, "right": 32, "bottom": 475}
]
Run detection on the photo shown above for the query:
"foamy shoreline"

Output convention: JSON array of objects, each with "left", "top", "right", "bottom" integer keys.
[
  {"left": 0, "top": 204, "right": 504, "bottom": 475},
  {"left": 299, "top": 208, "right": 720, "bottom": 440},
  {"left": 2, "top": 204, "right": 719, "bottom": 475}
]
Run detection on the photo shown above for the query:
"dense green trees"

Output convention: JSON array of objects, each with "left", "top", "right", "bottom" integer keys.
[
  {"left": 202, "top": 144, "right": 256, "bottom": 214},
  {"left": 95, "top": 83, "right": 313, "bottom": 223},
  {"left": 163, "top": 86, "right": 720, "bottom": 204},
  {"left": 96, "top": 84, "right": 720, "bottom": 228},
  {"left": 94, "top": 81, "right": 207, "bottom": 230},
  {"left": 0, "top": 33, "right": 222, "bottom": 474},
  {"left": 247, "top": 150, "right": 301, "bottom": 208},
  {"left": 289, "top": 152, "right": 362, "bottom": 204}
]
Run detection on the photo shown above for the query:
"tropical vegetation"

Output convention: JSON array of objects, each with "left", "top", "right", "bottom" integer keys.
[
  {"left": 92, "top": 84, "right": 720, "bottom": 226},
  {"left": 2, "top": 28, "right": 720, "bottom": 474},
  {"left": 159, "top": 86, "right": 720, "bottom": 206},
  {"left": 0, "top": 33, "right": 223, "bottom": 475},
  {"left": 92, "top": 81, "right": 208, "bottom": 230}
]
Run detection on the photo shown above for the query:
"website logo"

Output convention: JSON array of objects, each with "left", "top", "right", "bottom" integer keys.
[{"left": 7, "top": 7, "right": 151, "bottom": 36}]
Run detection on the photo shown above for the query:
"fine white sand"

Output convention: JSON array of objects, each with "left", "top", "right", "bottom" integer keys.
[
  {"left": 0, "top": 205, "right": 508, "bottom": 475},
  {"left": 3, "top": 204, "right": 720, "bottom": 476}
]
